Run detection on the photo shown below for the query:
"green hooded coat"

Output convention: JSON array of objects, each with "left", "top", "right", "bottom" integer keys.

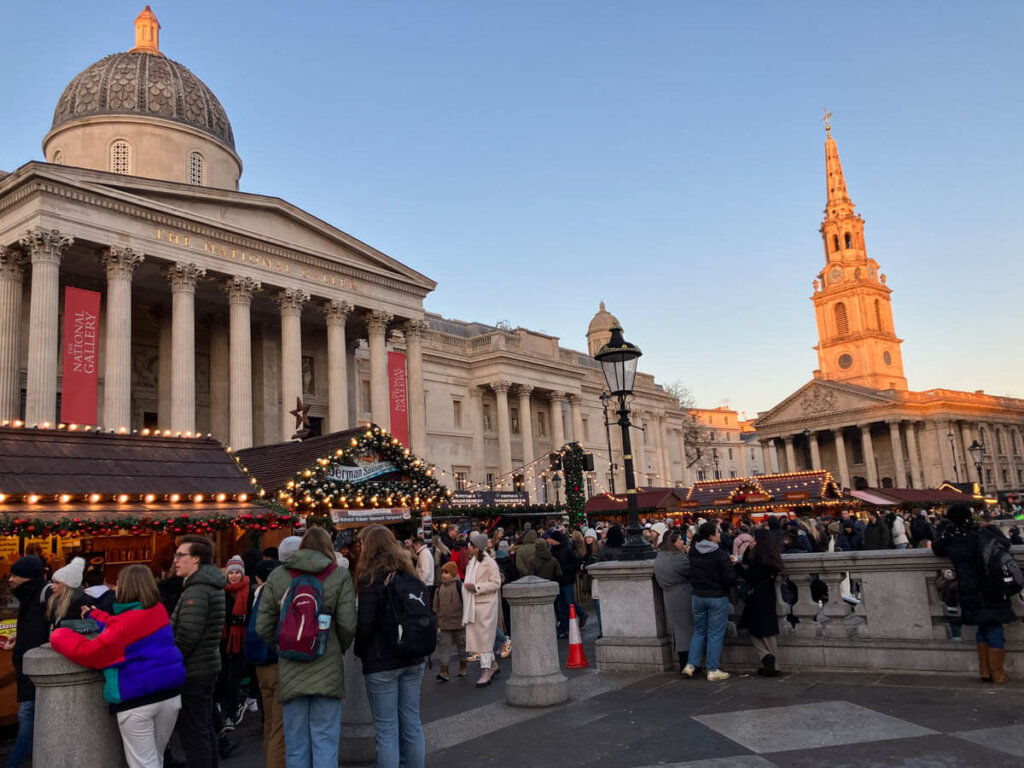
[{"left": 170, "top": 563, "right": 226, "bottom": 680}]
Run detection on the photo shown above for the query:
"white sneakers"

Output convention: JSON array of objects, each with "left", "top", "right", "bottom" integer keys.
[
  {"left": 707, "top": 669, "right": 731, "bottom": 682},
  {"left": 682, "top": 664, "right": 696, "bottom": 678}
]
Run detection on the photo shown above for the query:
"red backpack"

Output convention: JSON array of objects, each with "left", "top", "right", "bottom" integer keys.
[{"left": 275, "top": 564, "right": 337, "bottom": 661}]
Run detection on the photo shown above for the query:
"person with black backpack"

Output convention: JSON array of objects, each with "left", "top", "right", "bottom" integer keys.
[
  {"left": 933, "top": 504, "right": 1018, "bottom": 684},
  {"left": 256, "top": 526, "right": 357, "bottom": 767},
  {"left": 355, "top": 524, "right": 433, "bottom": 768}
]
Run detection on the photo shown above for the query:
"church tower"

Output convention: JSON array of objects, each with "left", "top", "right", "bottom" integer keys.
[{"left": 811, "top": 115, "right": 907, "bottom": 391}]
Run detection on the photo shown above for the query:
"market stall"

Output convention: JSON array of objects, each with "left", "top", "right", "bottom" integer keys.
[
  {"left": 583, "top": 487, "right": 690, "bottom": 524},
  {"left": 672, "top": 470, "right": 850, "bottom": 520}
]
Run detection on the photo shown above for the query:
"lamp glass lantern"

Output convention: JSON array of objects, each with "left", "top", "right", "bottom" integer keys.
[
  {"left": 968, "top": 439, "right": 984, "bottom": 468},
  {"left": 595, "top": 326, "right": 642, "bottom": 395}
]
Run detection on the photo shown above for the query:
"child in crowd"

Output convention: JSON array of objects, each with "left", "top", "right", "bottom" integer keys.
[{"left": 432, "top": 561, "right": 467, "bottom": 681}]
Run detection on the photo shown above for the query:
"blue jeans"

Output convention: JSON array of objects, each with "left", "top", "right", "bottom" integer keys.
[
  {"left": 364, "top": 663, "right": 425, "bottom": 768},
  {"left": 977, "top": 624, "right": 1006, "bottom": 650},
  {"left": 8, "top": 699, "right": 34, "bottom": 768},
  {"left": 494, "top": 626, "right": 507, "bottom": 655},
  {"left": 555, "top": 583, "right": 586, "bottom": 633},
  {"left": 281, "top": 695, "right": 342, "bottom": 768},
  {"left": 689, "top": 595, "right": 730, "bottom": 672},
  {"left": 894, "top": 543, "right": 909, "bottom": 550}
]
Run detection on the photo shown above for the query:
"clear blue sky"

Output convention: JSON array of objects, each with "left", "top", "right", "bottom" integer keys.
[{"left": 2, "top": 1, "right": 1022, "bottom": 417}]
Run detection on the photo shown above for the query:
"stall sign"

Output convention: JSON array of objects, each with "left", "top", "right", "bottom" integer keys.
[
  {"left": 387, "top": 351, "right": 410, "bottom": 448},
  {"left": 447, "top": 491, "right": 529, "bottom": 507},
  {"left": 330, "top": 507, "right": 412, "bottom": 524},
  {"left": 741, "top": 493, "right": 771, "bottom": 503},
  {"left": 327, "top": 461, "right": 398, "bottom": 483},
  {"left": 0, "top": 539, "right": 18, "bottom": 561},
  {"left": 712, "top": 498, "right": 732, "bottom": 506},
  {"left": 784, "top": 492, "right": 810, "bottom": 501},
  {"left": 677, "top": 500, "right": 701, "bottom": 509}
]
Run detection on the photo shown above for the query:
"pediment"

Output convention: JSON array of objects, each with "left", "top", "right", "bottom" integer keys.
[
  {"left": 4, "top": 163, "right": 436, "bottom": 295},
  {"left": 755, "top": 379, "right": 897, "bottom": 431}
]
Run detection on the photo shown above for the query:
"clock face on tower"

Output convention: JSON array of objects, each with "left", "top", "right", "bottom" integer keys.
[{"left": 829, "top": 267, "right": 843, "bottom": 284}]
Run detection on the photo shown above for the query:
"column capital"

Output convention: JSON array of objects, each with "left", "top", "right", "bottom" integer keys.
[
  {"left": 858, "top": 422, "right": 874, "bottom": 431},
  {"left": 547, "top": 390, "right": 565, "bottom": 403},
  {"left": 0, "top": 247, "right": 28, "bottom": 280},
  {"left": 364, "top": 309, "right": 394, "bottom": 335},
  {"left": 886, "top": 418, "right": 903, "bottom": 427},
  {"left": 516, "top": 384, "right": 534, "bottom": 398},
  {"left": 19, "top": 227, "right": 73, "bottom": 265},
  {"left": 222, "top": 275, "right": 261, "bottom": 305},
  {"left": 782, "top": 435, "right": 793, "bottom": 444},
  {"left": 322, "top": 299, "right": 354, "bottom": 325},
  {"left": 467, "top": 385, "right": 484, "bottom": 401},
  {"left": 275, "top": 287, "right": 310, "bottom": 316},
  {"left": 567, "top": 393, "right": 583, "bottom": 406},
  {"left": 491, "top": 380, "right": 512, "bottom": 395},
  {"left": 163, "top": 262, "right": 206, "bottom": 294},
  {"left": 403, "top": 318, "right": 430, "bottom": 340},
  {"left": 100, "top": 246, "right": 144, "bottom": 280}
]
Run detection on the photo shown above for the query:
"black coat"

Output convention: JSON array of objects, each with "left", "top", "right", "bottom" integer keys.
[
  {"left": 354, "top": 575, "right": 424, "bottom": 675},
  {"left": 933, "top": 526, "right": 1016, "bottom": 626},
  {"left": 688, "top": 542, "right": 737, "bottom": 598},
  {"left": 864, "top": 521, "right": 892, "bottom": 551},
  {"left": 551, "top": 540, "right": 579, "bottom": 587},
  {"left": 735, "top": 558, "right": 780, "bottom": 638},
  {"left": 12, "top": 578, "right": 48, "bottom": 702}
]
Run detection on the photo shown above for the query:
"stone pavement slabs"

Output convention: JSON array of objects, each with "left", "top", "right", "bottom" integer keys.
[
  {"left": 633, "top": 758, "right": 778, "bottom": 768},
  {"left": 693, "top": 700, "right": 937, "bottom": 754},
  {"left": 952, "top": 723, "right": 1024, "bottom": 759},
  {"left": 764, "top": 734, "right": 1024, "bottom": 768}
]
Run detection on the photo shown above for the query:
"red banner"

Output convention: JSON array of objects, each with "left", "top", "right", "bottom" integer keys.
[
  {"left": 388, "top": 351, "right": 409, "bottom": 447},
  {"left": 61, "top": 287, "right": 101, "bottom": 424}
]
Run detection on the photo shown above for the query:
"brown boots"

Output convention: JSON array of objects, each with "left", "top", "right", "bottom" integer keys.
[
  {"left": 977, "top": 643, "right": 991, "bottom": 681},
  {"left": 436, "top": 665, "right": 450, "bottom": 682},
  {"left": 988, "top": 647, "right": 1009, "bottom": 684},
  {"left": 458, "top": 661, "right": 468, "bottom": 677}
]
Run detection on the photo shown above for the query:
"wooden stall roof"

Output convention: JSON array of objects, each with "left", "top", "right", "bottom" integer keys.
[
  {"left": 584, "top": 487, "right": 690, "bottom": 515},
  {"left": 686, "top": 471, "right": 844, "bottom": 506},
  {"left": 850, "top": 487, "right": 976, "bottom": 505},
  {"left": 0, "top": 426, "right": 255, "bottom": 495},
  {"left": 6, "top": 502, "right": 265, "bottom": 520},
  {"left": 236, "top": 428, "right": 364, "bottom": 493}
]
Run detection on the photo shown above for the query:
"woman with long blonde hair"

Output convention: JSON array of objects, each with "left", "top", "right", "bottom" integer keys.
[{"left": 45, "top": 556, "right": 87, "bottom": 632}]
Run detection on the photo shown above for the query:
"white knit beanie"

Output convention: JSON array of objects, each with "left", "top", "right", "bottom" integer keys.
[
  {"left": 53, "top": 556, "right": 86, "bottom": 588},
  {"left": 278, "top": 536, "right": 302, "bottom": 561}
]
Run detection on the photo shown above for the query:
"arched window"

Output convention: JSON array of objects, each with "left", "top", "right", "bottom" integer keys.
[
  {"left": 832, "top": 235, "right": 840, "bottom": 252},
  {"left": 844, "top": 232, "right": 852, "bottom": 249},
  {"left": 110, "top": 140, "right": 131, "bottom": 175},
  {"left": 188, "top": 152, "right": 204, "bottom": 186},
  {"left": 52, "top": 150, "right": 64, "bottom": 165},
  {"left": 834, "top": 302, "right": 849, "bottom": 336},
  {"left": 874, "top": 299, "right": 883, "bottom": 330}
]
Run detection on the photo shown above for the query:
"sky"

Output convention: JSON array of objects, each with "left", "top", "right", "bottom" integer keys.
[{"left": 1, "top": 1, "right": 1022, "bottom": 417}]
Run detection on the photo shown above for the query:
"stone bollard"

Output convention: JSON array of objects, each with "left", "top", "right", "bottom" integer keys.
[
  {"left": 588, "top": 560, "right": 673, "bottom": 673},
  {"left": 24, "top": 644, "right": 127, "bottom": 768},
  {"left": 339, "top": 644, "right": 376, "bottom": 765},
  {"left": 503, "top": 576, "right": 568, "bottom": 707}
]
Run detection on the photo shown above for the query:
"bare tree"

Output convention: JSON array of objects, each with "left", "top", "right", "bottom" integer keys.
[{"left": 663, "top": 380, "right": 714, "bottom": 473}]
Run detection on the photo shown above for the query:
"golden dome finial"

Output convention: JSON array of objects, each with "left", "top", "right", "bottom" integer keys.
[
  {"left": 822, "top": 108, "right": 833, "bottom": 136},
  {"left": 130, "top": 6, "right": 163, "bottom": 55}
]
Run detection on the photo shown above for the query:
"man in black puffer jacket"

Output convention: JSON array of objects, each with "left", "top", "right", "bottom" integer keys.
[
  {"left": 684, "top": 521, "right": 737, "bottom": 682},
  {"left": 171, "top": 535, "right": 227, "bottom": 768},
  {"left": 548, "top": 530, "right": 587, "bottom": 637}
]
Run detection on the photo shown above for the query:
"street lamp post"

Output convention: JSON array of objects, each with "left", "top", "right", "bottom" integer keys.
[
  {"left": 594, "top": 325, "right": 654, "bottom": 560},
  {"left": 552, "top": 473, "right": 562, "bottom": 507},
  {"left": 599, "top": 391, "right": 617, "bottom": 493},
  {"left": 713, "top": 447, "right": 720, "bottom": 480},
  {"left": 968, "top": 439, "right": 985, "bottom": 496}
]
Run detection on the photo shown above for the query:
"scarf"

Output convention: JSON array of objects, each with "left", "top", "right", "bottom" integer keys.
[
  {"left": 223, "top": 575, "right": 250, "bottom": 656},
  {"left": 461, "top": 558, "right": 479, "bottom": 627}
]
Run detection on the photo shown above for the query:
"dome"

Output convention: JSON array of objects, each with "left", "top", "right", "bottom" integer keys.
[
  {"left": 51, "top": 51, "right": 235, "bottom": 150},
  {"left": 587, "top": 301, "right": 619, "bottom": 335}
]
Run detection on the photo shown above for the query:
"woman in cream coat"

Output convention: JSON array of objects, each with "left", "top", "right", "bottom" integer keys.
[{"left": 462, "top": 532, "right": 502, "bottom": 687}]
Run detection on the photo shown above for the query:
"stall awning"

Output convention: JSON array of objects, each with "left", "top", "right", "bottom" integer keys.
[
  {"left": 850, "top": 487, "right": 976, "bottom": 506},
  {"left": 584, "top": 487, "right": 689, "bottom": 516}
]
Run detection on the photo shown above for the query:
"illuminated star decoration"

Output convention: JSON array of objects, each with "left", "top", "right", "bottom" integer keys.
[{"left": 290, "top": 397, "right": 312, "bottom": 441}]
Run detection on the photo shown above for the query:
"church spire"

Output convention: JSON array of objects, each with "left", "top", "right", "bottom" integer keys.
[
  {"left": 130, "top": 6, "right": 163, "bottom": 56},
  {"left": 823, "top": 109, "right": 854, "bottom": 218}
]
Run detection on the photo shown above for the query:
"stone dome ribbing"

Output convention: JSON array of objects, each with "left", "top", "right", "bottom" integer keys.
[{"left": 51, "top": 51, "right": 235, "bottom": 149}]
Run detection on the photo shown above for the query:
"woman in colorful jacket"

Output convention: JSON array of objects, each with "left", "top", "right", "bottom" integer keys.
[{"left": 50, "top": 565, "right": 186, "bottom": 768}]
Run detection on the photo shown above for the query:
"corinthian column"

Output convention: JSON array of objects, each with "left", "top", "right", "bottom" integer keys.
[
  {"left": 517, "top": 386, "right": 535, "bottom": 465},
  {"left": 364, "top": 310, "right": 393, "bottom": 430},
  {"left": 568, "top": 394, "right": 584, "bottom": 444},
  {"left": 888, "top": 420, "right": 906, "bottom": 487},
  {"left": 223, "top": 276, "right": 260, "bottom": 449},
  {"left": 163, "top": 262, "right": 205, "bottom": 433},
  {"left": 0, "top": 248, "right": 27, "bottom": 420},
  {"left": 20, "top": 228, "right": 73, "bottom": 425},
  {"left": 469, "top": 386, "right": 485, "bottom": 483},
  {"left": 833, "top": 428, "right": 851, "bottom": 489},
  {"left": 783, "top": 436, "right": 796, "bottom": 472},
  {"left": 276, "top": 288, "right": 309, "bottom": 440},
  {"left": 905, "top": 421, "right": 923, "bottom": 489},
  {"left": 100, "top": 247, "right": 144, "bottom": 429},
  {"left": 808, "top": 431, "right": 821, "bottom": 470},
  {"left": 404, "top": 319, "right": 429, "bottom": 452},
  {"left": 860, "top": 424, "right": 878, "bottom": 486},
  {"left": 323, "top": 300, "right": 353, "bottom": 434},
  {"left": 493, "top": 380, "right": 513, "bottom": 477},
  {"left": 549, "top": 391, "right": 565, "bottom": 449}
]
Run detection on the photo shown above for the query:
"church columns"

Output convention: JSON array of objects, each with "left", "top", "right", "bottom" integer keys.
[
  {"left": 905, "top": 421, "right": 923, "bottom": 489},
  {"left": 322, "top": 300, "right": 352, "bottom": 434},
  {"left": 568, "top": 394, "right": 584, "bottom": 444},
  {"left": 783, "top": 436, "right": 796, "bottom": 473},
  {"left": 760, "top": 440, "right": 773, "bottom": 474},
  {"left": 0, "top": 248, "right": 27, "bottom": 421},
  {"left": 164, "top": 262, "right": 205, "bottom": 433},
  {"left": 549, "top": 391, "right": 565, "bottom": 449},
  {"left": 277, "top": 289, "right": 309, "bottom": 441},
  {"left": 404, "top": 319, "right": 428, "bottom": 453},
  {"left": 833, "top": 428, "right": 851, "bottom": 489},
  {"left": 100, "top": 247, "right": 144, "bottom": 429},
  {"left": 860, "top": 424, "right": 878, "bottom": 486},
  {"left": 808, "top": 431, "right": 822, "bottom": 470},
  {"left": 517, "top": 386, "right": 535, "bottom": 465},
  {"left": 365, "top": 310, "right": 393, "bottom": 430},
  {"left": 888, "top": 420, "right": 907, "bottom": 487},
  {"left": 493, "top": 381, "right": 513, "bottom": 477},
  {"left": 223, "top": 276, "right": 259, "bottom": 449},
  {"left": 773, "top": 439, "right": 785, "bottom": 475},
  {"left": 21, "top": 228, "right": 73, "bottom": 425},
  {"left": 469, "top": 386, "right": 485, "bottom": 483}
]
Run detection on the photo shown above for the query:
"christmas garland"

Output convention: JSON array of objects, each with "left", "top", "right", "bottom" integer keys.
[
  {"left": 281, "top": 425, "right": 450, "bottom": 513},
  {"left": 564, "top": 442, "right": 587, "bottom": 527}
]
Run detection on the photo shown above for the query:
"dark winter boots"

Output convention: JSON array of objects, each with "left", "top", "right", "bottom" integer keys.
[
  {"left": 678, "top": 651, "right": 689, "bottom": 676},
  {"left": 977, "top": 643, "right": 992, "bottom": 681},
  {"left": 757, "top": 654, "right": 779, "bottom": 677}
]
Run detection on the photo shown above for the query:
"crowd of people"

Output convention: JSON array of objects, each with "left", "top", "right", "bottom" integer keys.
[{"left": 4, "top": 502, "right": 1019, "bottom": 767}]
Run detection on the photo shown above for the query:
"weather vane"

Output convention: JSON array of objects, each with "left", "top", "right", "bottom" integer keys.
[{"left": 822, "top": 108, "right": 833, "bottom": 135}]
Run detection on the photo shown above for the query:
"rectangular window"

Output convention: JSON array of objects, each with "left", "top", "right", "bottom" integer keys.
[
  {"left": 360, "top": 379, "right": 371, "bottom": 414},
  {"left": 751, "top": 449, "right": 756, "bottom": 460},
  {"left": 513, "top": 473, "right": 524, "bottom": 491},
  {"left": 453, "top": 471, "right": 468, "bottom": 491},
  {"left": 486, "top": 473, "right": 495, "bottom": 490},
  {"left": 730, "top": 470, "right": 737, "bottom": 479},
  {"left": 728, "top": 448, "right": 733, "bottom": 460},
  {"left": 453, "top": 400, "right": 463, "bottom": 429},
  {"left": 697, "top": 470, "right": 706, "bottom": 481},
  {"left": 714, "top": 469, "right": 722, "bottom": 480}
]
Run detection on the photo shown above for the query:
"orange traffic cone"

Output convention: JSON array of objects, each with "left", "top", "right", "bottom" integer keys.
[{"left": 566, "top": 604, "right": 590, "bottom": 669}]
